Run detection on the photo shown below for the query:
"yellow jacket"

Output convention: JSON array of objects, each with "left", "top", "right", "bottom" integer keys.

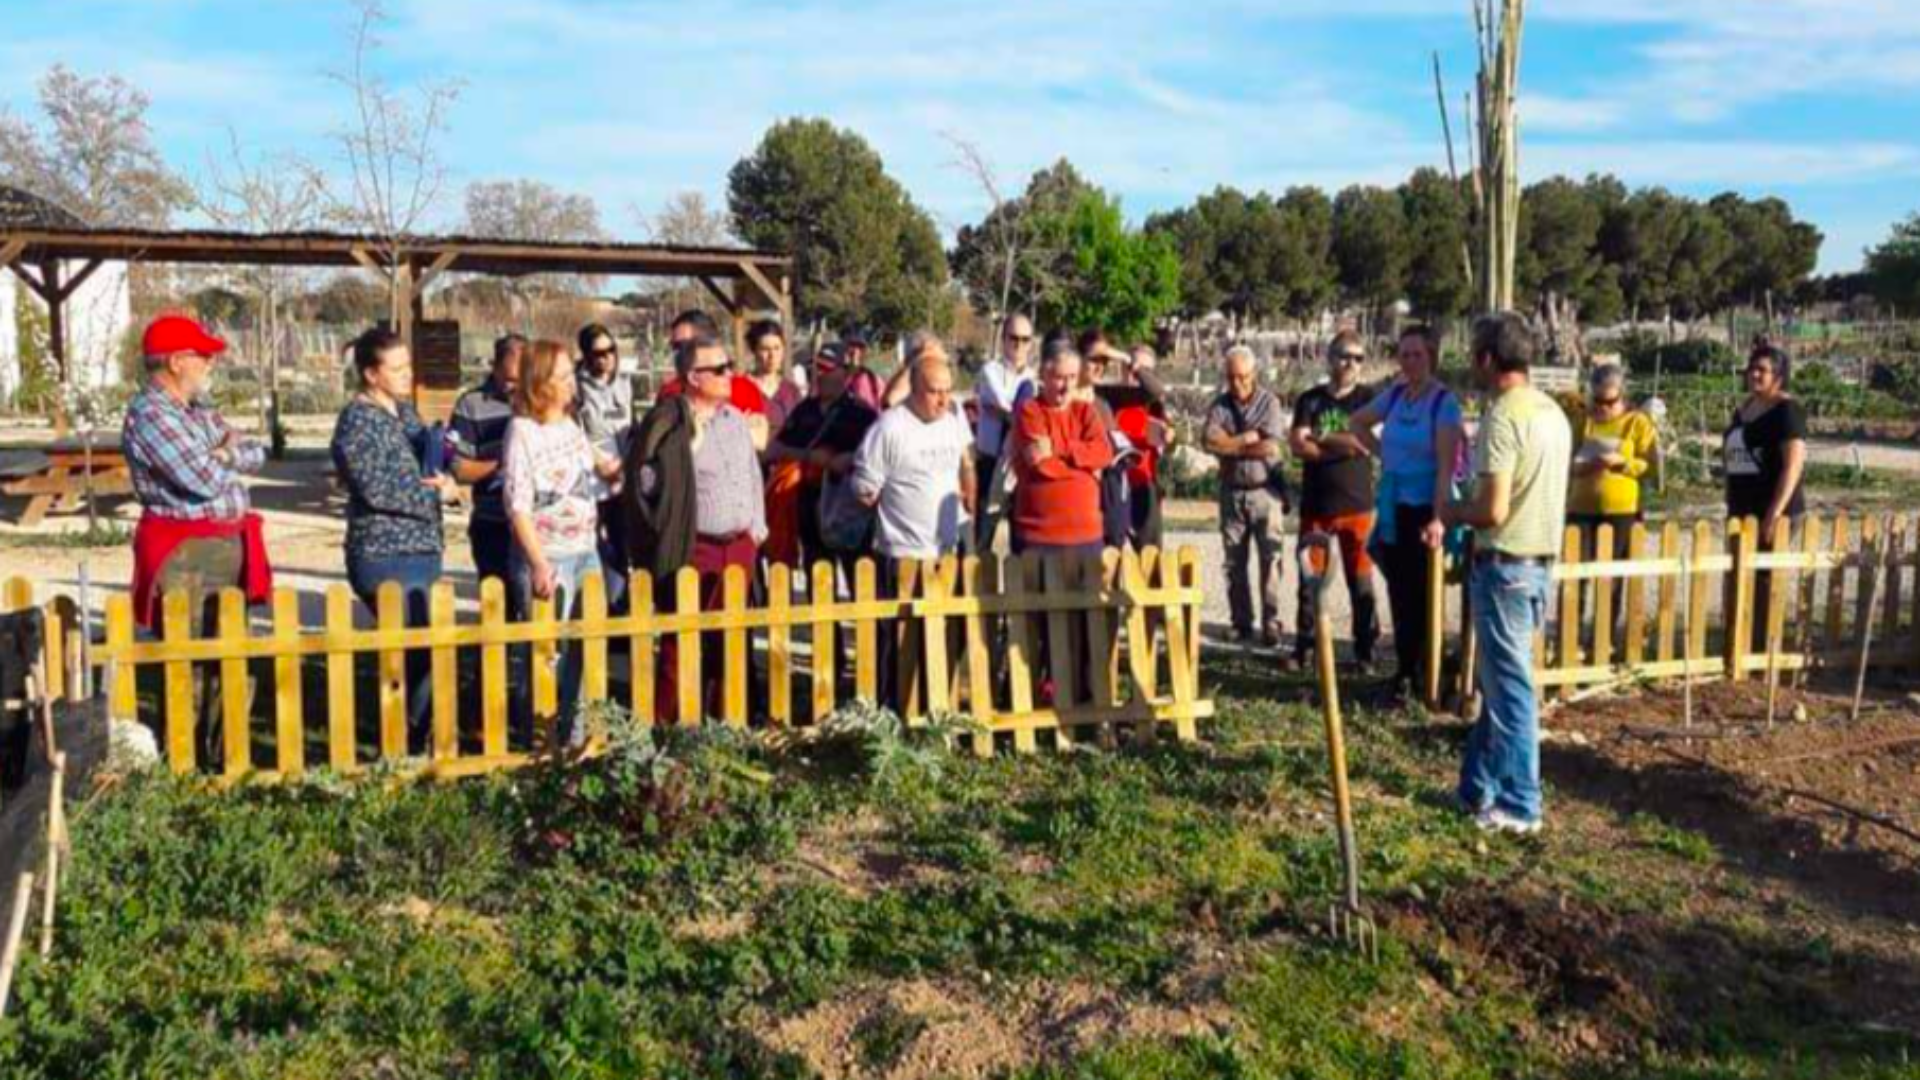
[{"left": 1569, "top": 409, "right": 1658, "bottom": 516}]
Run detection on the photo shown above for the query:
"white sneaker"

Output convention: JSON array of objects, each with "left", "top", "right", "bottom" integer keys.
[{"left": 1474, "top": 807, "right": 1543, "bottom": 835}]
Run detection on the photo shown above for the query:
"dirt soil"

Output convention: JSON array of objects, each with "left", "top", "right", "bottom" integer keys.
[{"left": 1524, "top": 678, "right": 1920, "bottom": 1046}]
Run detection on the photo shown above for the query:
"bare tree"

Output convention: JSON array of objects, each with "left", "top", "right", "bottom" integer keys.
[
  {"left": 635, "top": 191, "right": 734, "bottom": 335},
  {"left": 0, "top": 65, "right": 191, "bottom": 228},
  {"left": 942, "top": 132, "right": 1025, "bottom": 323},
  {"left": 1473, "top": 0, "right": 1525, "bottom": 314},
  {"left": 464, "top": 179, "right": 605, "bottom": 322},
  {"left": 326, "top": 0, "right": 460, "bottom": 331},
  {"left": 195, "top": 130, "right": 329, "bottom": 455}
]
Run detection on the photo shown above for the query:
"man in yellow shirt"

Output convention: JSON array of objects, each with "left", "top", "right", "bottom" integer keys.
[{"left": 1568, "top": 364, "right": 1658, "bottom": 562}]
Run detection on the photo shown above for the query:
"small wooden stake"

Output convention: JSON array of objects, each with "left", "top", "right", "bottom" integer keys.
[
  {"left": 1679, "top": 548, "right": 1695, "bottom": 729},
  {"left": 0, "top": 872, "right": 35, "bottom": 1017},
  {"left": 40, "top": 752, "right": 67, "bottom": 959},
  {"left": 1852, "top": 538, "right": 1886, "bottom": 726}
]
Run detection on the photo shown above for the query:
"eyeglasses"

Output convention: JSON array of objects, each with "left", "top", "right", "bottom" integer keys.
[
  {"left": 1333, "top": 353, "right": 1364, "bottom": 364},
  {"left": 1006, "top": 334, "right": 1033, "bottom": 344},
  {"left": 588, "top": 347, "right": 616, "bottom": 360}
]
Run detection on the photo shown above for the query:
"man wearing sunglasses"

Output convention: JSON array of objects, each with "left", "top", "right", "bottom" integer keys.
[
  {"left": 621, "top": 330, "right": 765, "bottom": 721},
  {"left": 1289, "top": 331, "right": 1381, "bottom": 669},
  {"left": 973, "top": 314, "right": 1036, "bottom": 551}
]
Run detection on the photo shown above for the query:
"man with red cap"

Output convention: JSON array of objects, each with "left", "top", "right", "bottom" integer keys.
[{"left": 123, "top": 314, "right": 272, "bottom": 757}]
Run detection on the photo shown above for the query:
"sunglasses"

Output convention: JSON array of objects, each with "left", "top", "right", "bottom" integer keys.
[
  {"left": 692, "top": 361, "right": 734, "bottom": 376},
  {"left": 1333, "top": 353, "right": 1364, "bottom": 364},
  {"left": 588, "top": 347, "right": 617, "bottom": 360},
  {"left": 1006, "top": 334, "right": 1034, "bottom": 344}
]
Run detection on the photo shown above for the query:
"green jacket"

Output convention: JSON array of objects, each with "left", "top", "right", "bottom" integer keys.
[{"left": 620, "top": 396, "right": 696, "bottom": 583}]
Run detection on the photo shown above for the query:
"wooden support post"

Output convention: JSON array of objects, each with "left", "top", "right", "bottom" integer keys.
[
  {"left": 1727, "top": 518, "right": 1757, "bottom": 682},
  {"left": 0, "top": 872, "right": 33, "bottom": 1017}
]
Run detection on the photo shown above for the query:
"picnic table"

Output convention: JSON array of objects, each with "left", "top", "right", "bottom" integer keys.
[{"left": 0, "top": 439, "right": 133, "bottom": 528}]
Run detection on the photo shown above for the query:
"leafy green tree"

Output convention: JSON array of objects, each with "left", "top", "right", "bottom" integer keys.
[
  {"left": 1709, "top": 193, "right": 1823, "bottom": 309},
  {"left": 728, "top": 118, "right": 950, "bottom": 334},
  {"left": 1145, "top": 186, "right": 1295, "bottom": 322},
  {"left": 1399, "top": 168, "right": 1472, "bottom": 322},
  {"left": 1039, "top": 190, "right": 1181, "bottom": 342},
  {"left": 1331, "top": 185, "right": 1410, "bottom": 318},
  {"left": 1865, "top": 214, "right": 1920, "bottom": 314},
  {"left": 1273, "top": 186, "right": 1338, "bottom": 321}
]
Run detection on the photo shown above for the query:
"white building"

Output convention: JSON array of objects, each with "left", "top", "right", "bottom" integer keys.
[{"left": 0, "top": 185, "right": 134, "bottom": 406}]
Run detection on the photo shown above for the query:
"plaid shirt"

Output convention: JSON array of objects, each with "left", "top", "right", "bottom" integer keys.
[{"left": 123, "top": 384, "right": 262, "bottom": 521}]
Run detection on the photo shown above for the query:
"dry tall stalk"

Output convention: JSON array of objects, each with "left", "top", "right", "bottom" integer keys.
[{"left": 1473, "top": 0, "right": 1525, "bottom": 314}]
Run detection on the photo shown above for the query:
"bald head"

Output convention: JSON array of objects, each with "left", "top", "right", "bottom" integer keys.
[{"left": 907, "top": 350, "right": 955, "bottom": 422}]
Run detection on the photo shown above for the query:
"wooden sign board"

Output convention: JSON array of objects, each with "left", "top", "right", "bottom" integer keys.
[{"left": 412, "top": 320, "right": 464, "bottom": 392}]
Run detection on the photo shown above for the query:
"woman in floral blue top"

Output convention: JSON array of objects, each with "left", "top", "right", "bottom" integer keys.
[{"left": 330, "top": 328, "right": 454, "bottom": 745}]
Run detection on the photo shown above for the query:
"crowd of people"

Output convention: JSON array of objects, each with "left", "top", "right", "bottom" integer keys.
[{"left": 117, "top": 303, "right": 1813, "bottom": 833}]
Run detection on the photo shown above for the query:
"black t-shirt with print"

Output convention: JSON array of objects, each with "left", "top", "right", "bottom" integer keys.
[
  {"left": 776, "top": 395, "right": 879, "bottom": 553},
  {"left": 1723, "top": 398, "right": 1808, "bottom": 520},
  {"left": 1292, "top": 383, "right": 1376, "bottom": 518}
]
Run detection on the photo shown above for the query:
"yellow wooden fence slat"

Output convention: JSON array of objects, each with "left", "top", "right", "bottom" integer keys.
[
  {"left": 1087, "top": 551, "right": 1121, "bottom": 713},
  {"left": 1556, "top": 526, "right": 1583, "bottom": 697},
  {"left": 808, "top": 561, "right": 837, "bottom": 723},
  {"left": 677, "top": 567, "right": 704, "bottom": 726},
  {"left": 1651, "top": 518, "right": 1681, "bottom": 661},
  {"left": 1172, "top": 549, "right": 1203, "bottom": 741},
  {"left": 1825, "top": 512, "right": 1850, "bottom": 654},
  {"left": 272, "top": 589, "right": 305, "bottom": 777},
  {"left": 0, "top": 579, "right": 29, "bottom": 611},
  {"left": 1042, "top": 555, "right": 1079, "bottom": 742},
  {"left": 1764, "top": 517, "right": 1795, "bottom": 675},
  {"left": 42, "top": 598, "right": 65, "bottom": 704},
  {"left": 1002, "top": 554, "right": 1037, "bottom": 752},
  {"left": 1622, "top": 523, "right": 1649, "bottom": 667},
  {"left": 766, "top": 565, "right": 791, "bottom": 726},
  {"left": 722, "top": 564, "right": 750, "bottom": 726},
  {"left": 162, "top": 589, "right": 195, "bottom": 775},
  {"left": 376, "top": 582, "right": 409, "bottom": 761},
  {"left": 853, "top": 559, "right": 879, "bottom": 704},
  {"left": 429, "top": 582, "right": 458, "bottom": 760},
  {"left": 218, "top": 588, "right": 251, "bottom": 780},
  {"left": 106, "top": 593, "right": 135, "bottom": 721},
  {"left": 893, "top": 560, "right": 924, "bottom": 719},
  {"left": 922, "top": 558, "right": 954, "bottom": 717},
  {"left": 1884, "top": 514, "right": 1907, "bottom": 641},
  {"left": 1856, "top": 515, "right": 1883, "bottom": 663},
  {"left": 963, "top": 556, "right": 997, "bottom": 758},
  {"left": 529, "top": 591, "right": 558, "bottom": 745},
  {"left": 1796, "top": 517, "right": 1825, "bottom": 673},
  {"left": 580, "top": 571, "right": 609, "bottom": 709},
  {"left": 1904, "top": 507, "right": 1920, "bottom": 661},
  {"left": 1592, "top": 524, "right": 1616, "bottom": 676},
  {"left": 479, "top": 578, "right": 509, "bottom": 758},
  {"left": 627, "top": 571, "right": 657, "bottom": 726},
  {"left": 1687, "top": 522, "right": 1714, "bottom": 673},
  {"left": 325, "top": 585, "right": 357, "bottom": 772}
]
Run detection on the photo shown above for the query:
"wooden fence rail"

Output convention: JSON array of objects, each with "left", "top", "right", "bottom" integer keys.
[
  {"left": 1430, "top": 511, "right": 1920, "bottom": 705},
  {"left": 4, "top": 546, "right": 1209, "bottom": 783}
]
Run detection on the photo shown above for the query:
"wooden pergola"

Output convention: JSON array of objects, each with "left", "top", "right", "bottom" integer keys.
[{"left": 0, "top": 222, "right": 793, "bottom": 385}]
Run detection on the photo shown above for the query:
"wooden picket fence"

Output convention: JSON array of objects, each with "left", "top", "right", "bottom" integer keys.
[
  {"left": 1432, "top": 511, "right": 1920, "bottom": 704},
  {"left": 11, "top": 546, "right": 1208, "bottom": 783}
]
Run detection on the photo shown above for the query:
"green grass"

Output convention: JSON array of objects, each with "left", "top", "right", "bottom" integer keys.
[{"left": 0, "top": 683, "right": 1913, "bottom": 1078}]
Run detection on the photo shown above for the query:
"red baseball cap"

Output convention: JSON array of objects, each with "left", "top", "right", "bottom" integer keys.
[{"left": 142, "top": 314, "right": 227, "bottom": 359}]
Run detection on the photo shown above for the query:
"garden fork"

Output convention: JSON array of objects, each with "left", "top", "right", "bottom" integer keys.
[{"left": 1299, "top": 534, "right": 1378, "bottom": 963}]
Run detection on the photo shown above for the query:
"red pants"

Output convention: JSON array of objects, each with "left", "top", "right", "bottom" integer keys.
[
  {"left": 656, "top": 533, "right": 759, "bottom": 723},
  {"left": 1299, "top": 511, "right": 1376, "bottom": 577}
]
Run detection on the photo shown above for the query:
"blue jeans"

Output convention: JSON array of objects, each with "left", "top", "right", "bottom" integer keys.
[
  {"left": 1459, "top": 557, "right": 1550, "bottom": 823},
  {"left": 346, "top": 550, "right": 443, "bottom": 749},
  {"left": 510, "top": 547, "right": 601, "bottom": 747}
]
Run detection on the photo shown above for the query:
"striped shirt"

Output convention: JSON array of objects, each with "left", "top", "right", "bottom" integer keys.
[{"left": 123, "top": 384, "right": 261, "bottom": 521}]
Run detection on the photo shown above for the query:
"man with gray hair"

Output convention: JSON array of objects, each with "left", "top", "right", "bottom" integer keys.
[{"left": 1204, "top": 345, "right": 1290, "bottom": 649}]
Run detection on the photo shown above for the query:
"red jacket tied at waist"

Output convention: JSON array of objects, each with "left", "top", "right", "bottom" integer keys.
[{"left": 132, "top": 512, "right": 273, "bottom": 629}]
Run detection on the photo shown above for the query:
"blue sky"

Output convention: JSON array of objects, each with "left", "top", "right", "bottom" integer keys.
[{"left": 3, "top": 0, "right": 1916, "bottom": 273}]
